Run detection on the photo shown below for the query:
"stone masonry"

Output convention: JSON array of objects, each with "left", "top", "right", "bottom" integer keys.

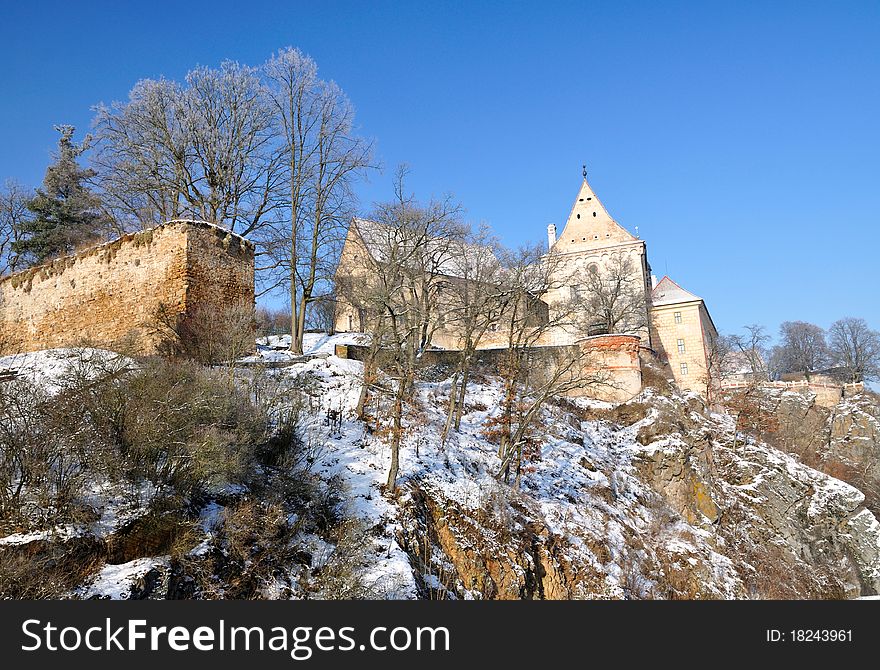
[{"left": 0, "top": 221, "right": 254, "bottom": 356}]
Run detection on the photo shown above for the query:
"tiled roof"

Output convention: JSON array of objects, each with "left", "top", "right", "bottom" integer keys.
[{"left": 651, "top": 275, "right": 702, "bottom": 306}]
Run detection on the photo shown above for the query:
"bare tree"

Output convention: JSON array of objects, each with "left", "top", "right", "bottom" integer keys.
[
  {"left": 92, "top": 61, "right": 284, "bottom": 236},
  {"left": 262, "top": 47, "right": 373, "bottom": 355},
  {"left": 254, "top": 305, "right": 292, "bottom": 338},
  {"left": 574, "top": 252, "right": 648, "bottom": 336},
  {"left": 771, "top": 321, "right": 829, "bottom": 378},
  {"left": 704, "top": 333, "right": 736, "bottom": 402},
  {"left": 0, "top": 180, "right": 28, "bottom": 275},
  {"left": 306, "top": 295, "right": 337, "bottom": 334},
  {"left": 440, "top": 224, "right": 511, "bottom": 441},
  {"left": 354, "top": 168, "right": 463, "bottom": 490},
  {"left": 828, "top": 317, "right": 880, "bottom": 382},
  {"left": 489, "top": 246, "right": 613, "bottom": 486},
  {"left": 729, "top": 324, "right": 770, "bottom": 381}
]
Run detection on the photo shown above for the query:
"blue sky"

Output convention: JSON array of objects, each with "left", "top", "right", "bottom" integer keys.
[{"left": 1, "top": 1, "right": 878, "bottom": 339}]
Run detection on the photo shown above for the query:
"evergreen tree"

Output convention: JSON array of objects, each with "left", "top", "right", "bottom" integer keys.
[{"left": 13, "top": 125, "right": 105, "bottom": 264}]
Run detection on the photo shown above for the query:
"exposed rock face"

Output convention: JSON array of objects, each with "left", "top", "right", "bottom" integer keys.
[
  {"left": 399, "top": 487, "right": 610, "bottom": 600},
  {"left": 631, "top": 392, "right": 880, "bottom": 598},
  {"left": 398, "top": 387, "right": 880, "bottom": 600},
  {"left": 754, "top": 389, "right": 880, "bottom": 520}
]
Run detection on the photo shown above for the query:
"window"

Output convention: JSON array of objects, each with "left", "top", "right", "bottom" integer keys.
[
  {"left": 674, "top": 311, "right": 682, "bottom": 324},
  {"left": 680, "top": 362, "right": 689, "bottom": 375},
  {"left": 677, "top": 338, "right": 685, "bottom": 354},
  {"left": 489, "top": 322, "right": 498, "bottom": 333}
]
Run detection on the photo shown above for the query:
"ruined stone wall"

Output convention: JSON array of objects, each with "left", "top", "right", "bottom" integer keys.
[{"left": 0, "top": 222, "right": 254, "bottom": 356}]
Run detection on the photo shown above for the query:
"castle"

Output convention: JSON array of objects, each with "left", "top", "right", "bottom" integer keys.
[{"left": 335, "top": 172, "right": 719, "bottom": 398}]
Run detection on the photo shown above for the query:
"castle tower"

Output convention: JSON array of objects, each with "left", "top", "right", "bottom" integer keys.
[{"left": 542, "top": 170, "right": 654, "bottom": 347}]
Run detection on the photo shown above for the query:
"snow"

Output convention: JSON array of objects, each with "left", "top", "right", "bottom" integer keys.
[
  {"left": 6, "top": 339, "right": 880, "bottom": 600},
  {"left": 279, "top": 350, "right": 743, "bottom": 598},
  {"left": 77, "top": 557, "right": 169, "bottom": 600},
  {"left": 245, "top": 332, "right": 369, "bottom": 364},
  {"left": 0, "top": 347, "right": 132, "bottom": 395},
  {"left": 0, "top": 480, "right": 157, "bottom": 547}
]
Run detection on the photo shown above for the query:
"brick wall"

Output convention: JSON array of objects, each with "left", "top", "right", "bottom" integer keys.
[{"left": 0, "top": 221, "right": 254, "bottom": 356}]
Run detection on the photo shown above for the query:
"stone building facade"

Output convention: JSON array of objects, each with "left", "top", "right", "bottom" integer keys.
[
  {"left": 542, "top": 178, "right": 654, "bottom": 347},
  {"left": 334, "top": 174, "right": 718, "bottom": 400},
  {"left": 0, "top": 220, "right": 255, "bottom": 356},
  {"left": 649, "top": 276, "right": 718, "bottom": 395}
]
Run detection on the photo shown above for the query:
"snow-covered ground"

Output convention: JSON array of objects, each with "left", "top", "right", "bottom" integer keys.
[
  {"left": 4, "top": 339, "right": 879, "bottom": 599},
  {"left": 0, "top": 347, "right": 132, "bottom": 395},
  {"left": 264, "top": 352, "right": 744, "bottom": 598},
  {"left": 77, "top": 556, "right": 169, "bottom": 600},
  {"left": 246, "top": 332, "right": 369, "bottom": 363}
]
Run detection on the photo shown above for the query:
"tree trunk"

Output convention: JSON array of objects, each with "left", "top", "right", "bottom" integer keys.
[
  {"left": 386, "top": 392, "right": 403, "bottom": 490},
  {"left": 441, "top": 371, "right": 460, "bottom": 445},
  {"left": 454, "top": 363, "right": 470, "bottom": 430}
]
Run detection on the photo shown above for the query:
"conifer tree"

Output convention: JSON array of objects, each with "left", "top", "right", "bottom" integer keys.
[{"left": 13, "top": 125, "right": 105, "bottom": 264}]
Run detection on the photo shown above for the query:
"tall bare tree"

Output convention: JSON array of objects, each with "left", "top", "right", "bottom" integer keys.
[
  {"left": 574, "top": 252, "right": 648, "bottom": 336},
  {"left": 92, "top": 61, "right": 283, "bottom": 236},
  {"left": 489, "top": 246, "right": 613, "bottom": 486},
  {"left": 828, "top": 317, "right": 880, "bottom": 382},
  {"left": 0, "top": 180, "right": 28, "bottom": 275},
  {"left": 771, "top": 321, "right": 829, "bottom": 378},
  {"left": 354, "top": 168, "right": 462, "bottom": 490},
  {"left": 440, "top": 224, "right": 511, "bottom": 441},
  {"left": 262, "top": 47, "right": 373, "bottom": 355},
  {"left": 704, "top": 332, "right": 735, "bottom": 402},
  {"left": 730, "top": 324, "right": 770, "bottom": 381}
]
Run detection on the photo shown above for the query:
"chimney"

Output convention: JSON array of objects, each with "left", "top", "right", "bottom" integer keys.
[
  {"left": 547, "top": 223, "right": 557, "bottom": 250},
  {"left": 651, "top": 274, "right": 658, "bottom": 289}
]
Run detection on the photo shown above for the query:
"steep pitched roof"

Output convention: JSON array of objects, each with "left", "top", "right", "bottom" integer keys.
[
  {"left": 650, "top": 275, "right": 702, "bottom": 306},
  {"left": 551, "top": 177, "right": 639, "bottom": 253}
]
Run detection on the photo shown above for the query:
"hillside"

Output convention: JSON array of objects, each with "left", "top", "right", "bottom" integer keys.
[{"left": 1, "top": 340, "right": 879, "bottom": 599}]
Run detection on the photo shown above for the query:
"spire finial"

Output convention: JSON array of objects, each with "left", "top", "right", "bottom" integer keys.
[{"left": 582, "top": 164, "right": 587, "bottom": 179}]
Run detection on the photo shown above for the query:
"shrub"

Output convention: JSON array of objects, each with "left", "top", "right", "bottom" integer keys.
[{"left": 108, "top": 358, "right": 269, "bottom": 496}]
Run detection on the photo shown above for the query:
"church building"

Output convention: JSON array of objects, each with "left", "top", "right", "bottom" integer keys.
[{"left": 334, "top": 170, "right": 718, "bottom": 397}]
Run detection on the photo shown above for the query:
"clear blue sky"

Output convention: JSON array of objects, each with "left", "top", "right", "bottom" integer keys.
[{"left": 1, "top": 0, "right": 878, "bottom": 339}]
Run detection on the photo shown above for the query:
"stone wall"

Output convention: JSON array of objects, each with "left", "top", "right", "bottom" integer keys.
[
  {"left": 720, "top": 379, "right": 865, "bottom": 409},
  {"left": 0, "top": 221, "right": 254, "bottom": 356},
  {"left": 337, "top": 334, "right": 644, "bottom": 403}
]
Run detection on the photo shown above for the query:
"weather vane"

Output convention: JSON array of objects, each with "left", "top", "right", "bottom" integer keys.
[{"left": 582, "top": 164, "right": 587, "bottom": 179}]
